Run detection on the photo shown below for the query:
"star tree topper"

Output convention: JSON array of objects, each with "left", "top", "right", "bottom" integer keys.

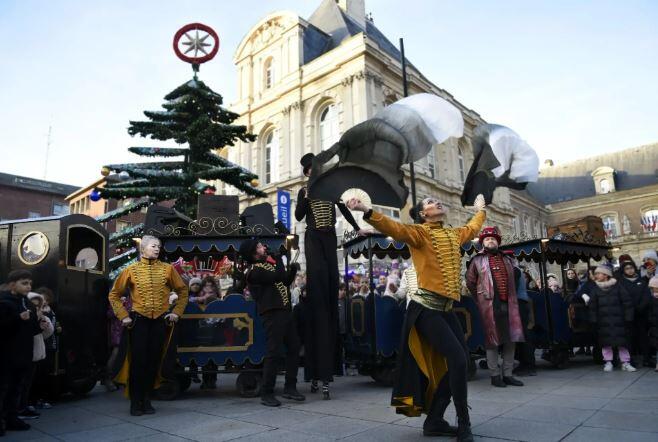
[{"left": 173, "top": 23, "right": 220, "bottom": 77}]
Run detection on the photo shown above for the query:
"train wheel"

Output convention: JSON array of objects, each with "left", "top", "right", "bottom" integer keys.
[
  {"left": 155, "top": 379, "right": 181, "bottom": 401},
  {"left": 69, "top": 376, "right": 97, "bottom": 397},
  {"left": 550, "top": 347, "right": 570, "bottom": 369},
  {"left": 370, "top": 366, "right": 395, "bottom": 386},
  {"left": 236, "top": 372, "right": 261, "bottom": 397}
]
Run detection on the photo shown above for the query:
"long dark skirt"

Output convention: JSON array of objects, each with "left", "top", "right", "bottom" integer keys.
[
  {"left": 391, "top": 301, "right": 469, "bottom": 417},
  {"left": 303, "top": 229, "right": 339, "bottom": 383}
]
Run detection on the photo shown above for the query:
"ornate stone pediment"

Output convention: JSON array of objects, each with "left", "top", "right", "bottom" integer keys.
[{"left": 234, "top": 11, "right": 300, "bottom": 62}]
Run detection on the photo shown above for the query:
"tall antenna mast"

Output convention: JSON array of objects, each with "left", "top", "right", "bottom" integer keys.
[{"left": 44, "top": 125, "right": 52, "bottom": 179}]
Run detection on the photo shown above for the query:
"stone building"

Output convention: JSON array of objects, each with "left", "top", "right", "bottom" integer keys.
[
  {"left": 527, "top": 143, "right": 658, "bottom": 263},
  {"left": 227, "top": 0, "right": 545, "bottom": 264},
  {"left": 66, "top": 177, "right": 147, "bottom": 237},
  {"left": 0, "top": 172, "right": 76, "bottom": 221}
]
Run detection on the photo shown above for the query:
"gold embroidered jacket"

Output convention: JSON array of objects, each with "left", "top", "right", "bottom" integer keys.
[
  {"left": 108, "top": 258, "right": 189, "bottom": 320},
  {"left": 364, "top": 210, "right": 486, "bottom": 301}
]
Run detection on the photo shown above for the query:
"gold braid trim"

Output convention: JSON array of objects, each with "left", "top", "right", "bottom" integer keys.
[
  {"left": 309, "top": 200, "right": 335, "bottom": 229},
  {"left": 422, "top": 225, "right": 462, "bottom": 299},
  {"left": 253, "top": 263, "right": 290, "bottom": 306}
]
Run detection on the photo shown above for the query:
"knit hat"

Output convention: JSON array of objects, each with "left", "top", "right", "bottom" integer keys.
[
  {"left": 618, "top": 254, "right": 633, "bottom": 265},
  {"left": 478, "top": 226, "right": 501, "bottom": 244},
  {"left": 621, "top": 260, "right": 637, "bottom": 272},
  {"left": 648, "top": 276, "right": 658, "bottom": 289},
  {"left": 594, "top": 266, "right": 613, "bottom": 277},
  {"left": 239, "top": 239, "right": 260, "bottom": 263},
  {"left": 642, "top": 250, "right": 658, "bottom": 265},
  {"left": 189, "top": 277, "right": 202, "bottom": 287}
]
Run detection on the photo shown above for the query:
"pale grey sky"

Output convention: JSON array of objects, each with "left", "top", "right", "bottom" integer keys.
[{"left": 1, "top": 0, "right": 656, "bottom": 186}]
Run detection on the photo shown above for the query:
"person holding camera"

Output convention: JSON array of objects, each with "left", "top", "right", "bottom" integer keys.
[{"left": 239, "top": 239, "right": 305, "bottom": 407}]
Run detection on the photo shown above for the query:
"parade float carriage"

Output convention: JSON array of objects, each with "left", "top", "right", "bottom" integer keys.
[
  {"left": 149, "top": 216, "right": 296, "bottom": 400},
  {"left": 0, "top": 214, "right": 110, "bottom": 397},
  {"left": 340, "top": 232, "right": 483, "bottom": 385},
  {"left": 500, "top": 237, "right": 611, "bottom": 368}
]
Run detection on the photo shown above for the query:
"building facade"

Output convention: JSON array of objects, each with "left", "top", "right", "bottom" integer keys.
[
  {"left": 0, "top": 172, "right": 76, "bottom": 221},
  {"left": 66, "top": 178, "right": 147, "bottom": 237},
  {"left": 227, "top": 0, "right": 545, "bottom": 265},
  {"left": 527, "top": 143, "right": 658, "bottom": 263}
]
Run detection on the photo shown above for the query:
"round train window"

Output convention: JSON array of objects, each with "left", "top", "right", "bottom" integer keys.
[
  {"left": 75, "top": 247, "right": 99, "bottom": 270},
  {"left": 19, "top": 232, "right": 50, "bottom": 265}
]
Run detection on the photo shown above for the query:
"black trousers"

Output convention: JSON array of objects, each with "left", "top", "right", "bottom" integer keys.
[
  {"left": 304, "top": 229, "right": 339, "bottom": 382},
  {"left": 632, "top": 313, "right": 650, "bottom": 363},
  {"left": 129, "top": 315, "right": 166, "bottom": 402},
  {"left": 261, "top": 310, "right": 300, "bottom": 395},
  {"left": 516, "top": 299, "right": 535, "bottom": 369},
  {"left": 414, "top": 307, "right": 468, "bottom": 421},
  {"left": 0, "top": 363, "right": 28, "bottom": 420}
]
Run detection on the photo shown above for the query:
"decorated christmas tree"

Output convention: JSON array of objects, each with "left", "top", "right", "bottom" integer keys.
[{"left": 96, "top": 24, "right": 264, "bottom": 277}]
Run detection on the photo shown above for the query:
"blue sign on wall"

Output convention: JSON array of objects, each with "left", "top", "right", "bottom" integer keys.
[{"left": 277, "top": 189, "right": 291, "bottom": 230}]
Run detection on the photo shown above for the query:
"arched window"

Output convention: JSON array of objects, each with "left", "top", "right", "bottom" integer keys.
[
  {"left": 642, "top": 208, "right": 658, "bottom": 232},
  {"left": 601, "top": 213, "right": 619, "bottom": 239},
  {"left": 600, "top": 179, "right": 610, "bottom": 194},
  {"left": 319, "top": 103, "right": 339, "bottom": 150},
  {"left": 263, "top": 129, "right": 278, "bottom": 184},
  {"left": 264, "top": 57, "right": 274, "bottom": 90},
  {"left": 457, "top": 147, "right": 466, "bottom": 183},
  {"left": 427, "top": 147, "right": 436, "bottom": 179}
]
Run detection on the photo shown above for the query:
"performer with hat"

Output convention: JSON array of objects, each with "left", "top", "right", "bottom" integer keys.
[
  {"left": 347, "top": 194, "right": 486, "bottom": 442},
  {"left": 238, "top": 239, "right": 305, "bottom": 407},
  {"left": 466, "top": 227, "right": 525, "bottom": 388},
  {"left": 295, "top": 153, "right": 365, "bottom": 399},
  {"left": 108, "top": 235, "right": 189, "bottom": 416}
]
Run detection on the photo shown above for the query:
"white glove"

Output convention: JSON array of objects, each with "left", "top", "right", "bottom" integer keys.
[
  {"left": 581, "top": 294, "right": 590, "bottom": 305},
  {"left": 165, "top": 313, "right": 179, "bottom": 323},
  {"left": 473, "top": 194, "right": 486, "bottom": 211},
  {"left": 121, "top": 317, "right": 133, "bottom": 327},
  {"left": 169, "top": 293, "right": 179, "bottom": 305}
]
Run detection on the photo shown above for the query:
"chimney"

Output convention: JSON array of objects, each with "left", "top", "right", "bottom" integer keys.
[
  {"left": 544, "top": 159, "right": 554, "bottom": 167},
  {"left": 337, "top": 0, "right": 366, "bottom": 30}
]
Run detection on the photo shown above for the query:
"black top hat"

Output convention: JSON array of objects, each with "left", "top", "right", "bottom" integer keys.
[
  {"left": 238, "top": 239, "right": 259, "bottom": 263},
  {"left": 300, "top": 153, "right": 315, "bottom": 173}
]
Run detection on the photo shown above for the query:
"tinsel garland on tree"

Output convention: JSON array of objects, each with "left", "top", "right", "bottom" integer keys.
[{"left": 95, "top": 77, "right": 265, "bottom": 274}]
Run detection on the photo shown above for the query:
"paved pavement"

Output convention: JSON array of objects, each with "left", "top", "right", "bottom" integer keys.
[{"left": 5, "top": 358, "right": 658, "bottom": 442}]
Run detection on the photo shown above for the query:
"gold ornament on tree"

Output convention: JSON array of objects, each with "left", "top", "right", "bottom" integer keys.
[
  {"left": 101, "top": 167, "right": 111, "bottom": 177},
  {"left": 250, "top": 178, "right": 259, "bottom": 187}
]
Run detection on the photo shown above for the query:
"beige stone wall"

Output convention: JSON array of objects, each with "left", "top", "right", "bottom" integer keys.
[{"left": 226, "top": 10, "right": 550, "bottom": 267}]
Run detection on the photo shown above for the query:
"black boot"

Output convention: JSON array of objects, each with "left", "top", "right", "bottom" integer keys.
[
  {"left": 455, "top": 403, "right": 474, "bottom": 442},
  {"left": 423, "top": 397, "right": 458, "bottom": 437},
  {"left": 261, "top": 393, "right": 281, "bottom": 407},
  {"left": 282, "top": 386, "right": 306, "bottom": 401},
  {"left": 491, "top": 375, "right": 506, "bottom": 388},
  {"left": 5, "top": 416, "right": 30, "bottom": 431},
  {"left": 322, "top": 382, "right": 330, "bottom": 400},
  {"left": 130, "top": 400, "right": 143, "bottom": 416},
  {"left": 503, "top": 376, "right": 524, "bottom": 386},
  {"left": 142, "top": 398, "right": 155, "bottom": 414}
]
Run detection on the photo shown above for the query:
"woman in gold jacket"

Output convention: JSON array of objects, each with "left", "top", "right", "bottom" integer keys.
[
  {"left": 348, "top": 195, "right": 486, "bottom": 442},
  {"left": 108, "top": 235, "right": 188, "bottom": 416}
]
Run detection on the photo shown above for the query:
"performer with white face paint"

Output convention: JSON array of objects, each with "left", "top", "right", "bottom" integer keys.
[{"left": 108, "top": 235, "right": 188, "bottom": 416}]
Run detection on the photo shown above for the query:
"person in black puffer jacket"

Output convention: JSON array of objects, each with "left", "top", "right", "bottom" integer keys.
[
  {"left": 586, "top": 266, "right": 636, "bottom": 372},
  {"left": 647, "top": 276, "right": 658, "bottom": 371},
  {"left": 618, "top": 258, "right": 652, "bottom": 367}
]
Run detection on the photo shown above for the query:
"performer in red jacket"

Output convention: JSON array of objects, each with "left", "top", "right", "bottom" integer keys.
[{"left": 466, "top": 227, "right": 525, "bottom": 387}]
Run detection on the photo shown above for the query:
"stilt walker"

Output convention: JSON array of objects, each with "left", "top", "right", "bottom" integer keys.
[
  {"left": 347, "top": 195, "right": 486, "bottom": 442},
  {"left": 109, "top": 235, "right": 188, "bottom": 416},
  {"left": 295, "top": 153, "right": 364, "bottom": 399}
]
